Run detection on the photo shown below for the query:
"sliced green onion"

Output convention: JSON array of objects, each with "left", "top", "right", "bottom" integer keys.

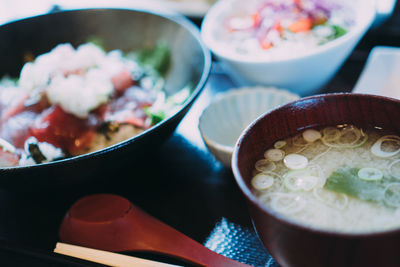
[
  {"left": 255, "top": 159, "right": 276, "bottom": 172},
  {"left": 389, "top": 159, "right": 400, "bottom": 180},
  {"left": 264, "top": 149, "right": 285, "bottom": 162},
  {"left": 283, "top": 170, "right": 307, "bottom": 191},
  {"left": 292, "top": 134, "right": 308, "bottom": 147},
  {"left": 321, "top": 126, "right": 367, "bottom": 149},
  {"left": 313, "top": 188, "right": 348, "bottom": 210},
  {"left": 283, "top": 170, "right": 318, "bottom": 191},
  {"left": 270, "top": 193, "right": 306, "bottom": 214},
  {"left": 310, "top": 147, "right": 332, "bottom": 163},
  {"left": 307, "top": 163, "right": 325, "bottom": 186},
  {"left": 284, "top": 154, "right": 308, "bottom": 170},
  {"left": 371, "top": 135, "right": 400, "bottom": 158},
  {"left": 322, "top": 127, "right": 341, "bottom": 142},
  {"left": 251, "top": 173, "right": 275, "bottom": 190},
  {"left": 384, "top": 183, "right": 400, "bottom": 208},
  {"left": 0, "top": 138, "right": 16, "bottom": 154},
  {"left": 337, "top": 126, "right": 361, "bottom": 146},
  {"left": 357, "top": 168, "right": 383, "bottom": 181},
  {"left": 274, "top": 140, "right": 287, "bottom": 149},
  {"left": 302, "top": 129, "right": 321, "bottom": 143}
]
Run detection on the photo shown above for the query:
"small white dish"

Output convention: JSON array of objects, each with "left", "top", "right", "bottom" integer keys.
[
  {"left": 353, "top": 46, "right": 400, "bottom": 99},
  {"left": 199, "top": 87, "right": 299, "bottom": 167}
]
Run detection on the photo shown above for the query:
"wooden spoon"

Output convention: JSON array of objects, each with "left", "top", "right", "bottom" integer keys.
[{"left": 59, "top": 194, "right": 251, "bottom": 267}]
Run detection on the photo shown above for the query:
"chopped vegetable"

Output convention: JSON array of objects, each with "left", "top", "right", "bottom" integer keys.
[
  {"left": 357, "top": 168, "right": 383, "bottom": 181},
  {"left": 371, "top": 135, "right": 400, "bottom": 158},
  {"left": 358, "top": 168, "right": 383, "bottom": 181},
  {"left": 302, "top": 129, "right": 321, "bottom": 143},
  {"left": 144, "top": 87, "right": 191, "bottom": 125},
  {"left": 284, "top": 154, "right": 308, "bottom": 170},
  {"left": 331, "top": 24, "right": 348, "bottom": 39},
  {"left": 338, "top": 126, "right": 362, "bottom": 145},
  {"left": 292, "top": 134, "right": 308, "bottom": 147},
  {"left": 255, "top": 159, "right": 276, "bottom": 172},
  {"left": 313, "top": 188, "right": 348, "bottom": 210},
  {"left": 383, "top": 183, "right": 400, "bottom": 207},
  {"left": 283, "top": 170, "right": 318, "bottom": 191},
  {"left": 274, "top": 140, "right": 286, "bottom": 149},
  {"left": 321, "top": 125, "right": 368, "bottom": 148},
  {"left": 252, "top": 173, "right": 275, "bottom": 190},
  {"left": 264, "top": 148, "right": 285, "bottom": 162},
  {"left": 270, "top": 193, "right": 306, "bottom": 214},
  {"left": 388, "top": 159, "right": 400, "bottom": 180},
  {"left": 289, "top": 18, "right": 313, "bottom": 33},
  {"left": 322, "top": 127, "right": 341, "bottom": 142},
  {"left": 310, "top": 147, "right": 331, "bottom": 162}
]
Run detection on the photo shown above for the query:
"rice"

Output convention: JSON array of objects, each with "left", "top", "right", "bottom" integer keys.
[{"left": 19, "top": 43, "right": 137, "bottom": 118}]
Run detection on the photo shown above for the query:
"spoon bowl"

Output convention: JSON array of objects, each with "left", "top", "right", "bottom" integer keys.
[{"left": 59, "top": 194, "right": 250, "bottom": 267}]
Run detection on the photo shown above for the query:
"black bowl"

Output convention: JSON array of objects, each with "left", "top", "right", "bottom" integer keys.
[{"left": 0, "top": 8, "right": 211, "bottom": 190}]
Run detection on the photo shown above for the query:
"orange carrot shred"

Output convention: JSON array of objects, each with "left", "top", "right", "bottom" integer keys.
[{"left": 288, "top": 17, "right": 312, "bottom": 33}]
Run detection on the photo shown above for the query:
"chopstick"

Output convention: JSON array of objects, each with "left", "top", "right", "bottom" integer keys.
[{"left": 54, "top": 242, "right": 182, "bottom": 267}]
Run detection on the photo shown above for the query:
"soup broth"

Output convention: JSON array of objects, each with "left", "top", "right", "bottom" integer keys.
[{"left": 251, "top": 124, "right": 400, "bottom": 233}]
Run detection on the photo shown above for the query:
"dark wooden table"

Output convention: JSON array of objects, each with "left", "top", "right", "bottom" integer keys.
[{"left": 0, "top": 3, "right": 399, "bottom": 266}]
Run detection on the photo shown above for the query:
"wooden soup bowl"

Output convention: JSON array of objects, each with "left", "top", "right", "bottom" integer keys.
[{"left": 232, "top": 93, "right": 400, "bottom": 267}]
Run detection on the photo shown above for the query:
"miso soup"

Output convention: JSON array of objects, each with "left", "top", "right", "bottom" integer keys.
[{"left": 251, "top": 124, "right": 400, "bottom": 233}]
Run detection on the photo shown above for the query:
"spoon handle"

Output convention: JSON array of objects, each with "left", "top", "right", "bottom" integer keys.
[{"left": 131, "top": 206, "right": 250, "bottom": 267}]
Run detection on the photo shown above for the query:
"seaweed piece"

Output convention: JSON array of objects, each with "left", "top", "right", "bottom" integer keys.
[
  {"left": 27, "top": 143, "right": 46, "bottom": 164},
  {"left": 98, "top": 121, "right": 120, "bottom": 141},
  {"left": 324, "top": 167, "right": 387, "bottom": 204}
]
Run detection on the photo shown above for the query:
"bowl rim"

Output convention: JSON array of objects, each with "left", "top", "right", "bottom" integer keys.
[
  {"left": 198, "top": 86, "right": 300, "bottom": 154},
  {"left": 231, "top": 92, "right": 400, "bottom": 238},
  {"left": 0, "top": 7, "right": 212, "bottom": 171},
  {"left": 201, "top": 0, "right": 376, "bottom": 64}
]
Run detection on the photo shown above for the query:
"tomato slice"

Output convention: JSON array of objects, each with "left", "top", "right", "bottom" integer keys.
[
  {"left": 30, "top": 105, "right": 95, "bottom": 153},
  {"left": 289, "top": 17, "right": 313, "bottom": 33}
]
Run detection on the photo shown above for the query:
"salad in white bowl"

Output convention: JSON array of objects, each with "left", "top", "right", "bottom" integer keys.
[{"left": 201, "top": 0, "right": 376, "bottom": 95}]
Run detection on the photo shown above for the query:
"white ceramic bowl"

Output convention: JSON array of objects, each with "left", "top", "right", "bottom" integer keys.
[
  {"left": 201, "top": 0, "right": 376, "bottom": 96},
  {"left": 199, "top": 87, "right": 299, "bottom": 167}
]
